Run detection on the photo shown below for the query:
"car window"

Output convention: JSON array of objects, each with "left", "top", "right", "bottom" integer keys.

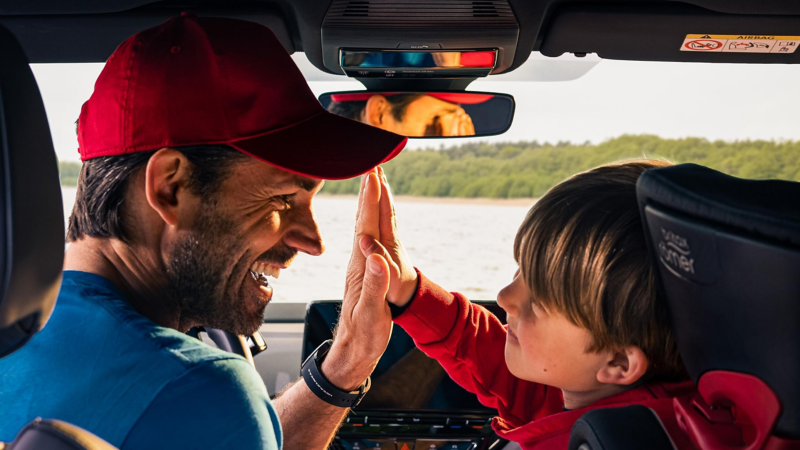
[{"left": 34, "top": 54, "right": 800, "bottom": 303}]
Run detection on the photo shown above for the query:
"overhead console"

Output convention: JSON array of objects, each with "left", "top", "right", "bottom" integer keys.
[
  {"left": 320, "top": 0, "right": 520, "bottom": 80},
  {"left": 303, "top": 301, "right": 508, "bottom": 450}
]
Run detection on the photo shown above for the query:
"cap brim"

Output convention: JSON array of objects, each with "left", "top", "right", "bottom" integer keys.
[{"left": 229, "top": 111, "right": 407, "bottom": 180}]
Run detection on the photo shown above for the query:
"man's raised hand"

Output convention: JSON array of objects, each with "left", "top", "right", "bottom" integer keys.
[{"left": 321, "top": 169, "right": 393, "bottom": 391}]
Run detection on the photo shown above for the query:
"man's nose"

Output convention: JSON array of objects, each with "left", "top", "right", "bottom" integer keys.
[{"left": 283, "top": 208, "right": 325, "bottom": 256}]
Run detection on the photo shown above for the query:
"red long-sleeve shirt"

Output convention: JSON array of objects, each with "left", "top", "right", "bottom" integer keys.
[{"left": 394, "top": 271, "right": 696, "bottom": 449}]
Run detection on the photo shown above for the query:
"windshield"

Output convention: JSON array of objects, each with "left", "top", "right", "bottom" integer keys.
[{"left": 36, "top": 54, "right": 800, "bottom": 303}]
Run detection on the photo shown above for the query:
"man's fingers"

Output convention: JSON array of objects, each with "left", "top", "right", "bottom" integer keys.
[
  {"left": 380, "top": 167, "right": 401, "bottom": 236},
  {"left": 345, "top": 170, "right": 374, "bottom": 301},
  {"left": 450, "top": 112, "right": 461, "bottom": 136},
  {"left": 463, "top": 113, "right": 475, "bottom": 136},
  {"left": 359, "top": 236, "right": 392, "bottom": 266},
  {"left": 358, "top": 171, "right": 381, "bottom": 240},
  {"left": 354, "top": 171, "right": 371, "bottom": 224},
  {"left": 360, "top": 253, "right": 391, "bottom": 304},
  {"left": 377, "top": 167, "right": 395, "bottom": 241}
]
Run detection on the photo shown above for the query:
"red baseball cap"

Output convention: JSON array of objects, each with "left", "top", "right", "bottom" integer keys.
[
  {"left": 77, "top": 13, "right": 407, "bottom": 180},
  {"left": 329, "top": 92, "right": 495, "bottom": 104}
]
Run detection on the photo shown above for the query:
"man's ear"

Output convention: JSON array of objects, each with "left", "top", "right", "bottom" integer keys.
[
  {"left": 364, "top": 95, "right": 391, "bottom": 127},
  {"left": 596, "top": 346, "right": 649, "bottom": 386},
  {"left": 144, "top": 148, "right": 194, "bottom": 227}
]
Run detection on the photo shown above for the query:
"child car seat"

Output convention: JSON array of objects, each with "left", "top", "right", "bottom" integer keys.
[
  {"left": 569, "top": 163, "right": 800, "bottom": 450},
  {"left": 635, "top": 163, "right": 800, "bottom": 450}
]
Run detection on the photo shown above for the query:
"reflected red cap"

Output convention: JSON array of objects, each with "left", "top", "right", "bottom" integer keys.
[
  {"left": 330, "top": 92, "right": 494, "bottom": 104},
  {"left": 77, "top": 13, "right": 407, "bottom": 180}
]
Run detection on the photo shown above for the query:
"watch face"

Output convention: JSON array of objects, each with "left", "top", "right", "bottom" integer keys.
[
  {"left": 301, "top": 350, "right": 315, "bottom": 370},
  {"left": 302, "top": 339, "right": 330, "bottom": 370},
  {"left": 316, "top": 339, "right": 333, "bottom": 360}
]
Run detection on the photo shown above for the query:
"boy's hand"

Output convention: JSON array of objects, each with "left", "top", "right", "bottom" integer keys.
[{"left": 358, "top": 167, "right": 418, "bottom": 308}]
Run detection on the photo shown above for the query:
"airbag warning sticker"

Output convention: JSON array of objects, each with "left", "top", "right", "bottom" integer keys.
[{"left": 681, "top": 34, "right": 799, "bottom": 53}]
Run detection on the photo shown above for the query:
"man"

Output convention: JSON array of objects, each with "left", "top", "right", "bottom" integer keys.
[
  {"left": 0, "top": 14, "right": 404, "bottom": 450},
  {"left": 327, "top": 93, "right": 477, "bottom": 136}
]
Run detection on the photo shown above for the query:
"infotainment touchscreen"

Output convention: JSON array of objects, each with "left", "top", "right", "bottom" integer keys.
[{"left": 302, "top": 300, "right": 506, "bottom": 413}]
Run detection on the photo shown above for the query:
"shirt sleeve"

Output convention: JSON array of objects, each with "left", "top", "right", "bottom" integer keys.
[
  {"left": 121, "top": 357, "right": 282, "bottom": 450},
  {"left": 394, "top": 269, "right": 562, "bottom": 427}
]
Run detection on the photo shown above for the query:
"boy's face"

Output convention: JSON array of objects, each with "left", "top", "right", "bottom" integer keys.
[{"left": 497, "top": 270, "right": 612, "bottom": 392}]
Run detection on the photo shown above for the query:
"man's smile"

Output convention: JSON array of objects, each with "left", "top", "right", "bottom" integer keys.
[
  {"left": 250, "top": 261, "right": 283, "bottom": 281},
  {"left": 248, "top": 260, "right": 289, "bottom": 302}
]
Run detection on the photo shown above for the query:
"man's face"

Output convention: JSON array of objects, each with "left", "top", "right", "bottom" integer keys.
[
  {"left": 165, "top": 159, "right": 325, "bottom": 335},
  {"left": 363, "top": 95, "right": 476, "bottom": 137}
]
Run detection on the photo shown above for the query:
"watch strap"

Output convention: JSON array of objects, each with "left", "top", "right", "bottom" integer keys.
[{"left": 301, "top": 340, "right": 370, "bottom": 408}]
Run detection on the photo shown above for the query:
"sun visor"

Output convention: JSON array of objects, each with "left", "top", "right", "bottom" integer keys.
[
  {"left": 0, "top": 6, "right": 295, "bottom": 63},
  {"left": 540, "top": 2, "right": 800, "bottom": 64}
]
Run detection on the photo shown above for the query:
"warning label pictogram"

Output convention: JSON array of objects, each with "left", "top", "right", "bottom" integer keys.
[
  {"left": 683, "top": 39, "right": 724, "bottom": 51},
  {"left": 680, "top": 34, "right": 800, "bottom": 54}
]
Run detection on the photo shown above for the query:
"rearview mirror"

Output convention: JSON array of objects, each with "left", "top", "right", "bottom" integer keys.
[{"left": 319, "top": 91, "right": 515, "bottom": 138}]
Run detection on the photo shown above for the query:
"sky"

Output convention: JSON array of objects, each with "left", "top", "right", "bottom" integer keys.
[{"left": 32, "top": 54, "right": 800, "bottom": 162}]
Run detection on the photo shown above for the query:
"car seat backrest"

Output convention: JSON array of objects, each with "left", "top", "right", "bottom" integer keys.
[
  {"left": 568, "top": 405, "right": 677, "bottom": 450},
  {"left": 6, "top": 419, "right": 117, "bottom": 450},
  {"left": 0, "top": 23, "right": 120, "bottom": 450},
  {"left": 636, "top": 164, "right": 800, "bottom": 449},
  {"left": 0, "top": 23, "right": 64, "bottom": 358}
]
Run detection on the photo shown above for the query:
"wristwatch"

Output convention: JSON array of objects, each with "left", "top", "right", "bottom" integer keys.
[{"left": 301, "top": 339, "right": 371, "bottom": 408}]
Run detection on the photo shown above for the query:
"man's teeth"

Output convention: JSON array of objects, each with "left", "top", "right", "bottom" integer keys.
[{"left": 249, "top": 262, "right": 281, "bottom": 280}]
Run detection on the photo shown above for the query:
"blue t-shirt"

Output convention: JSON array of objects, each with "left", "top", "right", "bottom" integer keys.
[{"left": 0, "top": 271, "right": 282, "bottom": 449}]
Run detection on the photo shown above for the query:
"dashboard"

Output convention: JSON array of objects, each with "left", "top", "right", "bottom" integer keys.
[{"left": 247, "top": 300, "right": 515, "bottom": 450}]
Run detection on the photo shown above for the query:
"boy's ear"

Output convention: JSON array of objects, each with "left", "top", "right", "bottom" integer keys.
[
  {"left": 596, "top": 346, "right": 649, "bottom": 386},
  {"left": 144, "top": 148, "right": 196, "bottom": 227}
]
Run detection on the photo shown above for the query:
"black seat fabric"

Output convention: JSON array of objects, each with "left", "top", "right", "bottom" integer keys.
[
  {"left": 0, "top": 23, "right": 120, "bottom": 450},
  {"left": 0, "top": 23, "right": 64, "bottom": 357},
  {"left": 568, "top": 405, "right": 676, "bottom": 450},
  {"left": 636, "top": 164, "right": 800, "bottom": 440}
]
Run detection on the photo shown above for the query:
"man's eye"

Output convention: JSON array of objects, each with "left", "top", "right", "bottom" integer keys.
[{"left": 275, "top": 194, "right": 295, "bottom": 208}]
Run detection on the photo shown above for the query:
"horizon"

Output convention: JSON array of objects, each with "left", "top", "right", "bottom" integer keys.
[{"left": 54, "top": 133, "right": 800, "bottom": 165}]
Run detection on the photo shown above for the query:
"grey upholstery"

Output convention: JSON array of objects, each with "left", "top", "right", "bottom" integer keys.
[{"left": 0, "top": 22, "right": 120, "bottom": 450}]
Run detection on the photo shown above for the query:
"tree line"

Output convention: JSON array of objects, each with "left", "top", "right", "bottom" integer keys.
[{"left": 59, "top": 135, "right": 800, "bottom": 198}]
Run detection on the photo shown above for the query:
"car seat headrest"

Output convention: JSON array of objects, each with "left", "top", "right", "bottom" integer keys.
[
  {"left": 636, "top": 163, "right": 800, "bottom": 439},
  {"left": 0, "top": 24, "right": 64, "bottom": 358}
]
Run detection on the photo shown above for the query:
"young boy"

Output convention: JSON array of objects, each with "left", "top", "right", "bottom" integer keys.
[{"left": 360, "top": 160, "right": 695, "bottom": 449}]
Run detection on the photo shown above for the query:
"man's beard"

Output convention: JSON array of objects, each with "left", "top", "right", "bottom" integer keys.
[{"left": 164, "top": 202, "right": 293, "bottom": 336}]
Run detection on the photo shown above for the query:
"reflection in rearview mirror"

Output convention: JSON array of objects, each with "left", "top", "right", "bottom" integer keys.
[{"left": 319, "top": 92, "right": 515, "bottom": 138}]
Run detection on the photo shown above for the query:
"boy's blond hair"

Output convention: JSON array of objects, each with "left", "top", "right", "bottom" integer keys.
[{"left": 513, "top": 159, "right": 685, "bottom": 379}]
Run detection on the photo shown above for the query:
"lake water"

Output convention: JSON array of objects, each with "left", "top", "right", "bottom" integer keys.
[{"left": 61, "top": 187, "right": 532, "bottom": 302}]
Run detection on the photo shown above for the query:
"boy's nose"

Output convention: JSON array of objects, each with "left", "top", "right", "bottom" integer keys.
[{"left": 497, "top": 283, "right": 518, "bottom": 316}]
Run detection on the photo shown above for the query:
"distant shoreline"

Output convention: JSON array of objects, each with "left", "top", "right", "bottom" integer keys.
[
  {"left": 61, "top": 186, "right": 536, "bottom": 207},
  {"left": 316, "top": 193, "right": 537, "bottom": 207}
]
